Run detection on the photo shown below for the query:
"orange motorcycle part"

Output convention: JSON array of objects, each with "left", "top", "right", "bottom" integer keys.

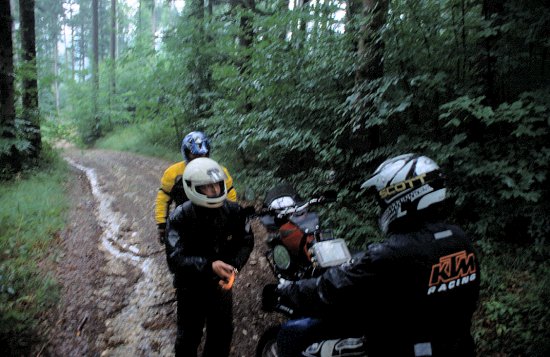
[{"left": 279, "top": 222, "right": 313, "bottom": 261}]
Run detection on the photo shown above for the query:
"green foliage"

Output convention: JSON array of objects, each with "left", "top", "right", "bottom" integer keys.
[
  {"left": 437, "top": 91, "right": 550, "bottom": 244},
  {"left": 95, "top": 121, "right": 181, "bottom": 162},
  {"left": 62, "top": 79, "right": 100, "bottom": 146},
  {"left": 0, "top": 152, "right": 67, "bottom": 355},
  {"left": 473, "top": 240, "right": 550, "bottom": 356}
]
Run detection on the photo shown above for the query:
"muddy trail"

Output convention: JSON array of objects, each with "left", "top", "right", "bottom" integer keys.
[{"left": 42, "top": 148, "right": 282, "bottom": 357}]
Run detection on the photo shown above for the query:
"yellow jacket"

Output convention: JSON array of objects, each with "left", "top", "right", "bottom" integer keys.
[{"left": 155, "top": 161, "right": 236, "bottom": 227}]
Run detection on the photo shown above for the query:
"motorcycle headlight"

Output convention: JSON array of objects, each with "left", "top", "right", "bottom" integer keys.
[{"left": 273, "top": 245, "right": 291, "bottom": 270}]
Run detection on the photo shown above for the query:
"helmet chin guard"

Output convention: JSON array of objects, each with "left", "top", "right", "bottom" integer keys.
[{"left": 361, "top": 154, "right": 446, "bottom": 234}]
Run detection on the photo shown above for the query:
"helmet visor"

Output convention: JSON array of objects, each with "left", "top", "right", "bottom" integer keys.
[{"left": 196, "top": 181, "right": 225, "bottom": 198}]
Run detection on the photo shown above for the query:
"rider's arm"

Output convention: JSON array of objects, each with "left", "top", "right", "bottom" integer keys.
[
  {"left": 223, "top": 166, "right": 237, "bottom": 202},
  {"left": 279, "top": 249, "right": 380, "bottom": 315},
  {"left": 155, "top": 188, "right": 171, "bottom": 228},
  {"left": 227, "top": 204, "right": 254, "bottom": 271},
  {"left": 155, "top": 163, "right": 182, "bottom": 227},
  {"left": 165, "top": 204, "right": 213, "bottom": 276}
]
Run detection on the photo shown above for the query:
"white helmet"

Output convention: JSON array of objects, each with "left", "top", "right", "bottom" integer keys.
[
  {"left": 361, "top": 154, "right": 446, "bottom": 234},
  {"left": 183, "top": 157, "right": 227, "bottom": 208}
]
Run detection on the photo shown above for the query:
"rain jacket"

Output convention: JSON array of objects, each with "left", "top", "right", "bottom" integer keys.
[
  {"left": 165, "top": 200, "right": 253, "bottom": 287},
  {"left": 279, "top": 222, "right": 480, "bottom": 357}
]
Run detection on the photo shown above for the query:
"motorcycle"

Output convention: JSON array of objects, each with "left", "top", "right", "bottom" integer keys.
[
  {"left": 258, "top": 183, "right": 348, "bottom": 281},
  {"left": 255, "top": 184, "right": 367, "bottom": 357}
]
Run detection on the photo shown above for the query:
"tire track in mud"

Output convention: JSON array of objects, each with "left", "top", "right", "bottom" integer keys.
[{"left": 62, "top": 151, "right": 176, "bottom": 356}]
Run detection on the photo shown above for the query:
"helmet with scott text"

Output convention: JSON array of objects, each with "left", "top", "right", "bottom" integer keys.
[
  {"left": 181, "top": 131, "right": 211, "bottom": 162},
  {"left": 183, "top": 157, "right": 227, "bottom": 208},
  {"left": 361, "top": 153, "right": 446, "bottom": 234}
]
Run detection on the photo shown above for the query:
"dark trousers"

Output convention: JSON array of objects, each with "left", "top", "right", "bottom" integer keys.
[
  {"left": 277, "top": 317, "right": 363, "bottom": 357},
  {"left": 175, "top": 285, "right": 233, "bottom": 357}
]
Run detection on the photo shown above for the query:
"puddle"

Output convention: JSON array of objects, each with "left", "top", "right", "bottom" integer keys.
[{"left": 65, "top": 158, "right": 150, "bottom": 270}]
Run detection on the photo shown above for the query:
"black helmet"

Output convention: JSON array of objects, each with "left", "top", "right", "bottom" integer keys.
[
  {"left": 181, "top": 131, "right": 211, "bottom": 162},
  {"left": 361, "top": 154, "right": 446, "bottom": 234}
]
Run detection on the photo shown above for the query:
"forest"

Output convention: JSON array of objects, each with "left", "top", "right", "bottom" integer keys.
[{"left": 1, "top": 0, "right": 549, "bottom": 355}]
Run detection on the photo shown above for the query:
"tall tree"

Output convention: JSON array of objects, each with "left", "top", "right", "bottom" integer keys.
[
  {"left": 19, "top": 0, "right": 41, "bottom": 159},
  {"left": 0, "top": 0, "right": 20, "bottom": 174},
  {"left": 480, "top": 0, "right": 504, "bottom": 107},
  {"left": 348, "top": 0, "right": 389, "bottom": 159},
  {"left": 186, "top": 0, "right": 209, "bottom": 120},
  {"left": 92, "top": 0, "right": 99, "bottom": 91},
  {"left": 92, "top": 0, "right": 100, "bottom": 139},
  {"left": 69, "top": 1, "right": 76, "bottom": 80},
  {"left": 110, "top": 0, "right": 117, "bottom": 98}
]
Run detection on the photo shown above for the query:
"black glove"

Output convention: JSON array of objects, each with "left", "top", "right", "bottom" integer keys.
[
  {"left": 158, "top": 227, "right": 166, "bottom": 244},
  {"left": 262, "top": 284, "right": 280, "bottom": 312}
]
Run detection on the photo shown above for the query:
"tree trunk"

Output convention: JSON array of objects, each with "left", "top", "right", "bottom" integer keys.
[
  {"left": 80, "top": 20, "right": 85, "bottom": 81},
  {"left": 54, "top": 34, "right": 60, "bottom": 115},
  {"left": 92, "top": 0, "right": 99, "bottom": 92},
  {"left": 109, "top": 0, "right": 117, "bottom": 125},
  {"left": 186, "top": 0, "right": 207, "bottom": 119},
  {"left": 352, "top": 0, "right": 388, "bottom": 153},
  {"left": 152, "top": 0, "right": 157, "bottom": 47},
  {"left": 236, "top": 0, "right": 255, "bottom": 115},
  {"left": 19, "top": 0, "right": 41, "bottom": 159},
  {"left": 356, "top": 0, "right": 388, "bottom": 82},
  {"left": 69, "top": 5, "right": 75, "bottom": 80},
  {"left": 92, "top": 0, "right": 101, "bottom": 139},
  {"left": 0, "top": 0, "right": 20, "bottom": 173},
  {"left": 481, "top": 0, "right": 505, "bottom": 107}
]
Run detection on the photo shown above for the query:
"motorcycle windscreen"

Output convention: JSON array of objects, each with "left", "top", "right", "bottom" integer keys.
[
  {"left": 311, "top": 239, "right": 352, "bottom": 267},
  {"left": 264, "top": 183, "right": 303, "bottom": 207}
]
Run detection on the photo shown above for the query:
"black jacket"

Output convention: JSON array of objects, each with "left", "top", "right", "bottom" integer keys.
[
  {"left": 166, "top": 200, "right": 254, "bottom": 288},
  {"left": 279, "top": 222, "right": 480, "bottom": 357}
]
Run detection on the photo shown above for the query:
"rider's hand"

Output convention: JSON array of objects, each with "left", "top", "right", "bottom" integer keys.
[
  {"left": 158, "top": 227, "right": 166, "bottom": 244},
  {"left": 212, "top": 260, "right": 235, "bottom": 281},
  {"left": 262, "top": 284, "right": 280, "bottom": 312}
]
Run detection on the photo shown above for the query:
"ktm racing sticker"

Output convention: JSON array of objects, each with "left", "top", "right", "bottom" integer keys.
[{"left": 427, "top": 250, "right": 477, "bottom": 295}]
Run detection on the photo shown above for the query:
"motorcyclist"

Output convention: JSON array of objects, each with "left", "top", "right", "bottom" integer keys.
[
  {"left": 166, "top": 157, "right": 253, "bottom": 356},
  {"left": 263, "top": 153, "right": 480, "bottom": 357},
  {"left": 155, "top": 131, "right": 237, "bottom": 243}
]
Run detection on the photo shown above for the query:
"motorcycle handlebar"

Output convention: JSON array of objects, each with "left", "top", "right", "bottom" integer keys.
[
  {"left": 242, "top": 190, "right": 336, "bottom": 219},
  {"left": 264, "top": 193, "right": 335, "bottom": 217}
]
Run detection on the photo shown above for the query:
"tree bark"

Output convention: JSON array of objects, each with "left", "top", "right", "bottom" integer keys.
[
  {"left": 19, "top": 0, "right": 41, "bottom": 159},
  {"left": 92, "top": 0, "right": 99, "bottom": 92},
  {"left": 356, "top": 0, "right": 388, "bottom": 82},
  {"left": 109, "top": 0, "right": 117, "bottom": 123},
  {"left": 481, "top": 0, "right": 505, "bottom": 107},
  {"left": 92, "top": 0, "right": 101, "bottom": 139},
  {"left": 352, "top": 0, "right": 388, "bottom": 153},
  {"left": 69, "top": 4, "right": 75, "bottom": 80},
  {"left": 236, "top": 0, "right": 255, "bottom": 114},
  {"left": 54, "top": 34, "right": 60, "bottom": 115},
  {"left": 0, "top": 0, "right": 20, "bottom": 173}
]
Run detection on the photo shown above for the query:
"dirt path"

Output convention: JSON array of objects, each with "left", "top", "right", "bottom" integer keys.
[{"left": 43, "top": 148, "right": 281, "bottom": 357}]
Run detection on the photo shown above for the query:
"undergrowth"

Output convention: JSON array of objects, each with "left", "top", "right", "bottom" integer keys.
[
  {"left": 0, "top": 149, "right": 68, "bottom": 356},
  {"left": 95, "top": 122, "right": 181, "bottom": 162},
  {"left": 473, "top": 239, "right": 550, "bottom": 356}
]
